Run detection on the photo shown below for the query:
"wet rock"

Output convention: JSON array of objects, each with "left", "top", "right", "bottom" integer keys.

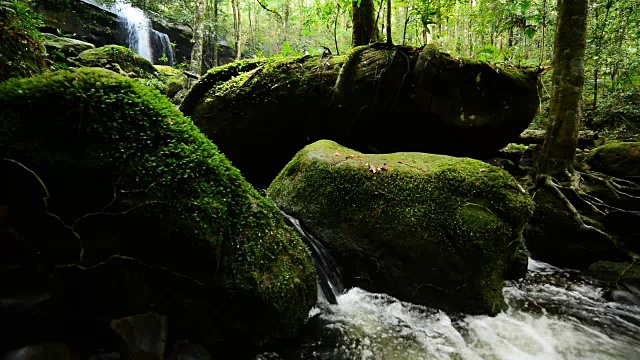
[
  {"left": 42, "top": 33, "right": 95, "bottom": 60},
  {"left": 167, "top": 343, "right": 211, "bottom": 360},
  {"left": 586, "top": 261, "right": 640, "bottom": 288},
  {"left": 2, "top": 342, "right": 70, "bottom": 360},
  {"left": 605, "top": 289, "right": 640, "bottom": 306},
  {"left": 268, "top": 140, "right": 535, "bottom": 315},
  {"left": 90, "top": 353, "right": 121, "bottom": 360},
  {"left": 111, "top": 313, "right": 168, "bottom": 360},
  {"left": 587, "top": 141, "right": 640, "bottom": 179}
]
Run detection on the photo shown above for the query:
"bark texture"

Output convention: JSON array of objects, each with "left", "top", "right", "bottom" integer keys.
[
  {"left": 190, "top": 0, "right": 207, "bottom": 75},
  {"left": 352, "top": 0, "right": 377, "bottom": 46},
  {"left": 534, "top": 0, "right": 588, "bottom": 180}
]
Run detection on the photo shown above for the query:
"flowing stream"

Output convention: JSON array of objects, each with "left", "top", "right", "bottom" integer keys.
[{"left": 278, "top": 214, "right": 640, "bottom": 359}]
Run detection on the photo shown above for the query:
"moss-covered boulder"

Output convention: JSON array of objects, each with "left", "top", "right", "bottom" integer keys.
[
  {"left": 72, "top": 45, "right": 158, "bottom": 79},
  {"left": 181, "top": 45, "right": 540, "bottom": 186},
  {"left": 42, "top": 33, "right": 95, "bottom": 60},
  {"left": 268, "top": 140, "right": 534, "bottom": 315},
  {"left": 155, "top": 65, "right": 187, "bottom": 100},
  {"left": 588, "top": 142, "right": 640, "bottom": 179},
  {"left": 0, "top": 68, "right": 316, "bottom": 352},
  {"left": 0, "top": 2, "right": 47, "bottom": 81},
  {"left": 586, "top": 261, "right": 640, "bottom": 288}
]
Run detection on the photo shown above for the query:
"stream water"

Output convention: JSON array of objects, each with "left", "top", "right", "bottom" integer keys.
[{"left": 275, "top": 215, "right": 640, "bottom": 359}]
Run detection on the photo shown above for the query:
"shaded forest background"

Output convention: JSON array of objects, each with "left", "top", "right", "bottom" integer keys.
[{"left": 94, "top": 0, "right": 640, "bottom": 137}]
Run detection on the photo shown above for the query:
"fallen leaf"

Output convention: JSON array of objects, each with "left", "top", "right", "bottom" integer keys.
[
  {"left": 381, "top": 166, "right": 389, "bottom": 171},
  {"left": 333, "top": 152, "right": 341, "bottom": 157}
]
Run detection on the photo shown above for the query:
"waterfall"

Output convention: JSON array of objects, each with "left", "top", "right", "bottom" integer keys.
[
  {"left": 116, "top": 3, "right": 152, "bottom": 62},
  {"left": 82, "top": 0, "right": 173, "bottom": 65},
  {"left": 282, "top": 212, "right": 343, "bottom": 305},
  {"left": 152, "top": 30, "right": 174, "bottom": 66}
]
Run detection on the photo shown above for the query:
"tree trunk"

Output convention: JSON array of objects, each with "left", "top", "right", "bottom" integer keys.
[
  {"left": 534, "top": 0, "right": 588, "bottom": 181},
  {"left": 386, "top": 0, "right": 392, "bottom": 45},
  {"left": 334, "top": 4, "right": 341, "bottom": 54},
  {"left": 232, "top": 0, "right": 242, "bottom": 60},
  {"left": 352, "top": 0, "right": 377, "bottom": 46},
  {"left": 190, "top": 0, "right": 207, "bottom": 75},
  {"left": 213, "top": 0, "right": 219, "bottom": 67}
]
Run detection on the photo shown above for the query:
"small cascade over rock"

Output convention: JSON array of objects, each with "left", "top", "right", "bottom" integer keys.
[
  {"left": 282, "top": 212, "right": 343, "bottom": 305},
  {"left": 82, "top": 0, "right": 174, "bottom": 65}
]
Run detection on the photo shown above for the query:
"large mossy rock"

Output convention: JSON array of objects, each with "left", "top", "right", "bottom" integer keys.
[
  {"left": 0, "top": 2, "right": 47, "bottom": 81},
  {"left": 72, "top": 45, "right": 159, "bottom": 79},
  {"left": 267, "top": 140, "right": 534, "bottom": 315},
  {"left": 0, "top": 68, "right": 316, "bottom": 353},
  {"left": 587, "top": 142, "right": 640, "bottom": 179},
  {"left": 181, "top": 45, "right": 540, "bottom": 186}
]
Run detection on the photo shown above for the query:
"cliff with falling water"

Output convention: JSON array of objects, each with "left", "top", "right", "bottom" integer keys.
[{"left": 35, "top": 0, "right": 235, "bottom": 68}]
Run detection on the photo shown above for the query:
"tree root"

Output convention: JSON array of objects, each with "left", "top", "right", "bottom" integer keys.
[
  {"left": 578, "top": 170, "right": 640, "bottom": 200},
  {"left": 541, "top": 175, "right": 614, "bottom": 240},
  {"left": 332, "top": 44, "right": 371, "bottom": 102},
  {"left": 538, "top": 171, "right": 640, "bottom": 262}
]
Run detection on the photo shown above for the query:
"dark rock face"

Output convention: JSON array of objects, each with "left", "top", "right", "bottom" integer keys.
[{"left": 35, "top": 0, "right": 122, "bottom": 48}]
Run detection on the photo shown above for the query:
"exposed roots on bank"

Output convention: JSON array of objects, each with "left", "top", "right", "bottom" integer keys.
[{"left": 537, "top": 171, "right": 640, "bottom": 263}]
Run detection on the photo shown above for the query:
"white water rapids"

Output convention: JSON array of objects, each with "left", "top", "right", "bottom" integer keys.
[{"left": 281, "top": 259, "right": 640, "bottom": 359}]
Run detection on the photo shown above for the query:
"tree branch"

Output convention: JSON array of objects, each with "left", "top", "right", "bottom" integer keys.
[{"left": 254, "top": 0, "right": 282, "bottom": 21}]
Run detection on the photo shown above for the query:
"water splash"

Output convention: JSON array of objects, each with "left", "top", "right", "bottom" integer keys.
[
  {"left": 289, "top": 259, "right": 640, "bottom": 359},
  {"left": 281, "top": 212, "right": 343, "bottom": 305}
]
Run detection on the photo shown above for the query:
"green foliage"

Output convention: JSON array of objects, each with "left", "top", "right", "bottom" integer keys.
[
  {"left": 0, "top": 0, "right": 47, "bottom": 81},
  {"left": 1, "top": 0, "right": 43, "bottom": 38}
]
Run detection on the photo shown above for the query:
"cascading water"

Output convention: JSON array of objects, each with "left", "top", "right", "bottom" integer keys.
[
  {"left": 279, "top": 213, "right": 640, "bottom": 359},
  {"left": 82, "top": 0, "right": 174, "bottom": 65},
  {"left": 282, "top": 212, "right": 343, "bottom": 305},
  {"left": 116, "top": 3, "right": 152, "bottom": 62},
  {"left": 152, "top": 30, "right": 174, "bottom": 65}
]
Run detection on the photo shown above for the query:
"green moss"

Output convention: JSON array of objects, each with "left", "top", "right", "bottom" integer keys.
[
  {"left": 0, "top": 68, "right": 316, "bottom": 335},
  {"left": 588, "top": 141, "right": 640, "bottom": 178},
  {"left": 587, "top": 261, "right": 640, "bottom": 286},
  {"left": 154, "top": 65, "right": 186, "bottom": 98},
  {"left": 268, "top": 140, "right": 534, "bottom": 315},
  {"left": 502, "top": 143, "right": 528, "bottom": 152},
  {"left": 154, "top": 64, "right": 182, "bottom": 77},
  {"left": 73, "top": 45, "right": 158, "bottom": 79},
  {"left": 42, "top": 33, "right": 95, "bottom": 59}
]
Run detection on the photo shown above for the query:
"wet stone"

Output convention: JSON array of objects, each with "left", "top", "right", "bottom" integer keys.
[{"left": 110, "top": 313, "right": 167, "bottom": 360}]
